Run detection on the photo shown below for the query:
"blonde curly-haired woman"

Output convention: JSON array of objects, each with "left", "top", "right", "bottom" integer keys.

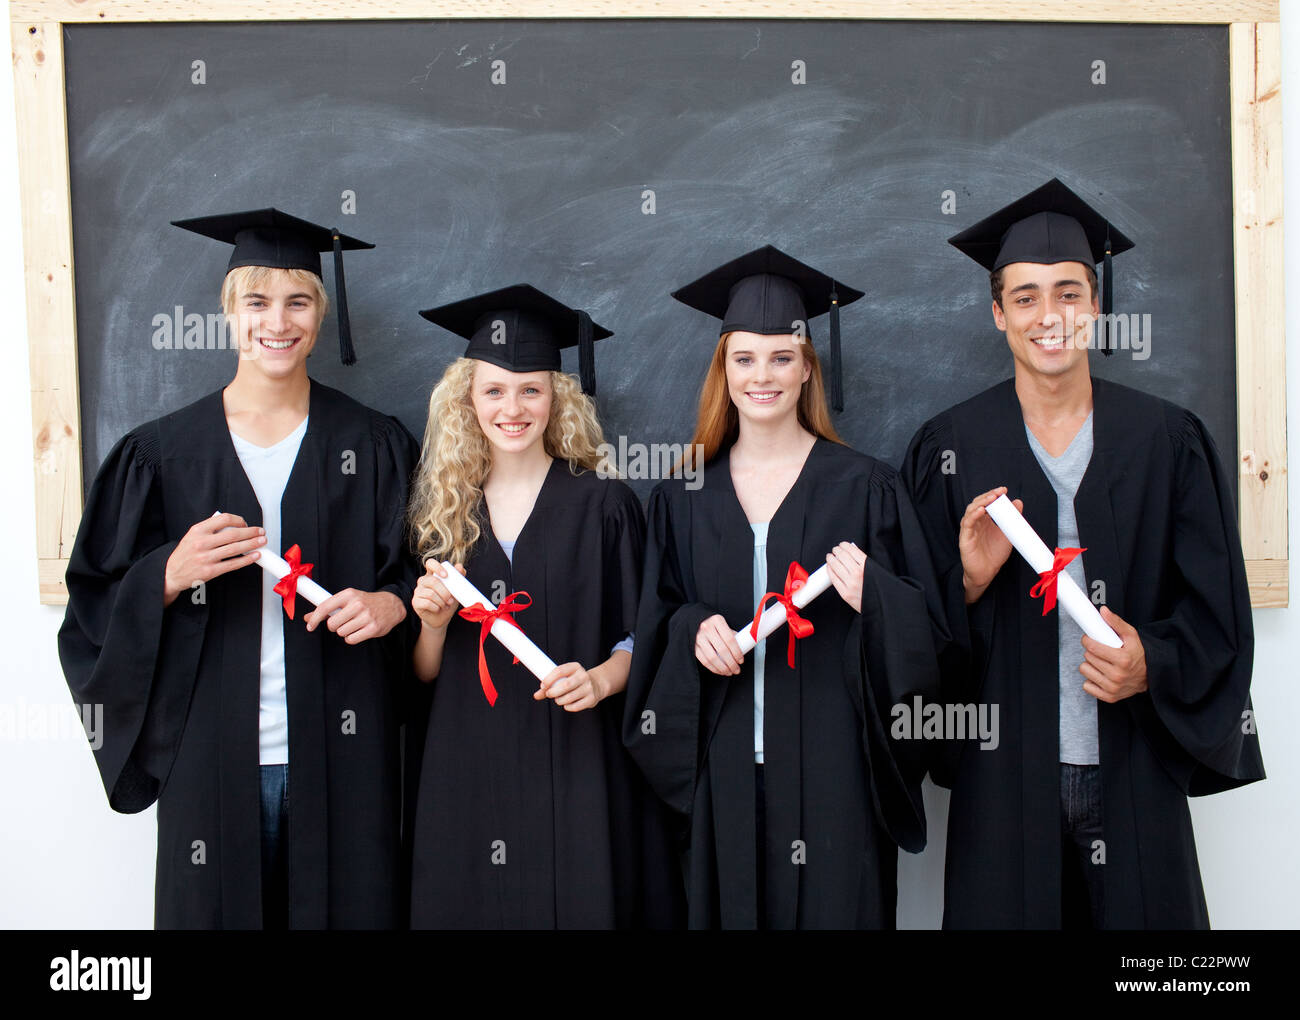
[{"left": 405, "top": 284, "right": 682, "bottom": 929}]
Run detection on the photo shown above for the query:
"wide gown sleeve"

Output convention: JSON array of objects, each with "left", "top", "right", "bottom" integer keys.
[
  {"left": 600, "top": 481, "right": 647, "bottom": 654},
  {"left": 1131, "top": 409, "right": 1264, "bottom": 795},
  {"left": 57, "top": 429, "right": 209, "bottom": 813},
  {"left": 622, "top": 484, "right": 720, "bottom": 819},
  {"left": 899, "top": 418, "right": 996, "bottom": 790},
  {"left": 851, "top": 467, "right": 945, "bottom": 853},
  {"left": 371, "top": 416, "right": 422, "bottom": 643}
]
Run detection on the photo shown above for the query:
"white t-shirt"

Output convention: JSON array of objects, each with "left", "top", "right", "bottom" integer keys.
[{"left": 230, "top": 417, "right": 309, "bottom": 766}]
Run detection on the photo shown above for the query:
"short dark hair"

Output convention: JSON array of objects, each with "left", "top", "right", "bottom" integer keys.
[{"left": 990, "top": 263, "right": 1097, "bottom": 308}]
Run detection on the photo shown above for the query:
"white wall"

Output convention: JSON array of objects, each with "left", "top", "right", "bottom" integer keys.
[{"left": 1, "top": 14, "right": 1295, "bottom": 930}]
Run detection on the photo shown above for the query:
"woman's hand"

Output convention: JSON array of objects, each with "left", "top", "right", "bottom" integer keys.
[
  {"left": 826, "top": 541, "right": 867, "bottom": 614},
  {"left": 535, "top": 662, "right": 603, "bottom": 711},
  {"left": 411, "top": 560, "right": 467, "bottom": 631},
  {"left": 695, "top": 614, "right": 744, "bottom": 676},
  {"left": 163, "top": 512, "right": 265, "bottom": 606}
]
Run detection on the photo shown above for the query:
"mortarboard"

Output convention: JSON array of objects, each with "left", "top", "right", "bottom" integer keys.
[
  {"left": 670, "top": 244, "right": 865, "bottom": 411},
  {"left": 171, "top": 208, "right": 374, "bottom": 365},
  {"left": 947, "top": 178, "right": 1135, "bottom": 355},
  {"left": 419, "top": 283, "right": 612, "bottom": 396}
]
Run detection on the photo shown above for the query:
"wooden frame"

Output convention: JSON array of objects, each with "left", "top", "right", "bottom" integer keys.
[{"left": 11, "top": 1, "right": 1287, "bottom": 607}]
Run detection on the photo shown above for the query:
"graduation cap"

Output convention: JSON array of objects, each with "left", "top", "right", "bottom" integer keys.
[
  {"left": 170, "top": 208, "right": 375, "bottom": 365},
  {"left": 671, "top": 244, "right": 865, "bottom": 412},
  {"left": 947, "top": 178, "right": 1135, "bottom": 355},
  {"left": 418, "top": 283, "right": 613, "bottom": 395}
]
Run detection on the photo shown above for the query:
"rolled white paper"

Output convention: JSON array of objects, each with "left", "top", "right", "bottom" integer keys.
[
  {"left": 984, "top": 494, "right": 1122, "bottom": 648},
  {"left": 211, "top": 511, "right": 333, "bottom": 609},
  {"left": 734, "top": 562, "right": 834, "bottom": 655},
  {"left": 437, "top": 561, "right": 559, "bottom": 681},
  {"left": 257, "top": 547, "right": 333, "bottom": 609}
]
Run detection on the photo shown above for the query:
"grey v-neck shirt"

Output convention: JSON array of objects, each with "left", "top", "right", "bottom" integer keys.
[{"left": 1026, "top": 412, "right": 1098, "bottom": 766}]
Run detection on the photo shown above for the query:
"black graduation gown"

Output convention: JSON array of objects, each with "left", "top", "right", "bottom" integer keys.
[
  {"left": 901, "top": 376, "right": 1264, "bottom": 929},
  {"left": 623, "top": 438, "right": 944, "bottom": 929},
  {"left": 58, "top": 380, "right": 421, "bottom": 929},
  {"left": 409, "top": 460, "right": 683, "bottom": 929}
]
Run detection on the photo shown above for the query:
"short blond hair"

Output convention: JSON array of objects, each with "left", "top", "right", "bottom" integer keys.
[{"left": 220, "top": 265, "right": 329, "bottom": 322}]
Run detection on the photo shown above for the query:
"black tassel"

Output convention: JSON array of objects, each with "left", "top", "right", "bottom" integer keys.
[
  {"left": 829, "top": 290, "right": 843, "bottom": 412},
  {"left": 333, "top": 230, "right": 357, "bottom": 366},
  {"left": 1100, "top": 231, "right": 1114, "bottom": 358},
  {"left": 577, "top": 309, "right": 595, "bottom": 395}
]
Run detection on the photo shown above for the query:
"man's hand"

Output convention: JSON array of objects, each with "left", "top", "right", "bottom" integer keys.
[
  {"left": 1079, "top": 606, "right": 1148, "bottom": 703},
  {"left": 304, "top": 589, "right": 406, "bottom": 644},
  {"left": 960, "top": 486, "right": 1021, "bottom": 604},
  {"left": 164, "top": 512, "right": 265, "bottom": 606}
]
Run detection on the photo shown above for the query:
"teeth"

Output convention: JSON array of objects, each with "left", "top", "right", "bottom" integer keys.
[
  {"left": 748, "top": 392, "right": 779, "bottom": 400},
  {"left": 260, "top": 338, "right": 297, "bottom": 350},
  {"left": 1032, "top": 338, "right": 1065, "bottom": 348},
  {"left": 498, "top": 423, "right": 528, "bottom": 434}
]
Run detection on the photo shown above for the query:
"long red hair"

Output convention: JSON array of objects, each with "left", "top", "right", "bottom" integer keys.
[{"left": 679, "top": 332, "right": 843, "bottom": 473}]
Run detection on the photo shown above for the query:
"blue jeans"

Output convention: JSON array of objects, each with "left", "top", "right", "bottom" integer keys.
[
  {"left": 260, "top": 763, "right": 288, "bottom": 930},
  {"left": 1060, "top": 763, "right": 1103, "bottom": 928}
]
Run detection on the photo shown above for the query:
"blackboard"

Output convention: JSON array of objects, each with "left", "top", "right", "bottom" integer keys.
[{"left": 64, "top": 19, "right": 1235, "bottom": 504}]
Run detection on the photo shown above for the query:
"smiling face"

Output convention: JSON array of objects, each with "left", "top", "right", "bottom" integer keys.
[
  {"left": 992, "top": 260, "right": 1098, "bottom": 381},
  {"left": 723, "top": 331, "right": 812, "bottom": 426},
  {"left": 469, "top": 360, "right": 553, "bottom": 455},
  {"left": 224, "top": 266, "right": 325, "bottom": 380}
]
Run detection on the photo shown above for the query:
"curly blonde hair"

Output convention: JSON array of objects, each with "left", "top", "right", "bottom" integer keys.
[{"left": 408, "top": 358, "right": 617, "bottom": 565}]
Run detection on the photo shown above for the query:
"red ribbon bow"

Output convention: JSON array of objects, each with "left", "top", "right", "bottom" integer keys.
[
  {"left": 749, "top": 561, "right": 816, "bottom": 669},
  {"left": 272, "top": 544, "right": 314, "bottom": 620},
  {"left": 1029, "top": 547, "right": 1086, "bottom": 615},
  {"left": 457, "top": 592, "right": 533, "bottom": 707}
]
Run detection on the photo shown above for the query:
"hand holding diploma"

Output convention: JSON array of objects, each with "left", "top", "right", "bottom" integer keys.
[
  {"left": 694, "top": 547, "right": 848, "bottom": 676},
  {"left": 433, "top": 560, "right": 559, "bottom": 706},
  {"left": 258, "top": 543, "right": 332, "bottom": 614},
  {"left": 162, "top": 512, "right": 266, "bottom": 607},
  {"left": 735, "top": 560, "right": 831, "bottom": 657},
  {"left": 959, "top": 487, "right": 1022, "bottom": 605},
  {"left": 982, "top": 493, "right": 1122, "bottom": 648},
  {"left": 412, "top": 560, "right": 468, "bottom": 631},
  {"left": 1079, "top": 607, "right": 1149, "bottom": 703}
]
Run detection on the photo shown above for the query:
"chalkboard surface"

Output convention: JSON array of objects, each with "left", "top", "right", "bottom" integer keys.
[{"left": 64, "top": 20, "right": 1234, "bottom": 503}]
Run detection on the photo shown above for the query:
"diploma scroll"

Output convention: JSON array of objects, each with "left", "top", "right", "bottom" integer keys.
[
  {"left": 734, "top": 562, "right": 833, "bottom": 655},
  {"left": 211, "top": 511, "right": 334, "bottom": 613},
  {"left": 436, "top": 562, "right": 559, "bottom": 681},
  {"left": 256, "top": 547, "right": 333, "bottom": 608},
  {"left": 984, "top": 494, "right": 1122, "bottom": 648}
]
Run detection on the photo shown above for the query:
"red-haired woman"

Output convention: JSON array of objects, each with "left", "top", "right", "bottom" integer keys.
[{"left": 624, "top": 246, "right": 946, "bottom": 929}]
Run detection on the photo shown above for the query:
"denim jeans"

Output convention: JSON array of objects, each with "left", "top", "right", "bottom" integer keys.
[
  {"left": 260, "top": 763, "right": 288, "bottom": 930},
  {"left": 1060, "top": 763, "right": 1103, "bottom": 928}
]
